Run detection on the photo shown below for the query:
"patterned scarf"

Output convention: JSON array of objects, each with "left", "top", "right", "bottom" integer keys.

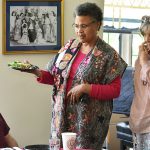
[{"left": 47, "top": 37, "right": 127, "bottom": 149}]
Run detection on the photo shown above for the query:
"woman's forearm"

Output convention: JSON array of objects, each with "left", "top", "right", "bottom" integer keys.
[
  {"left": 33, "top": 69, "right": 43, "bottom": 77},
  {"left": 87, "top": 76, "right": 121, "bottom": 100},
  {"left": 36, "top": 70, "right": 54, "bottom": 85}
]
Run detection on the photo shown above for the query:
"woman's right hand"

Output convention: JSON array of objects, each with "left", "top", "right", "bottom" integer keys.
[
  {"left": 144, "top": 42, "right": 150, "bottom": 54},
  {"left": 32, "top": 69, "right": 42, "bottom": 77},
  {"left": 21, "top": 60, "right": 42, "bottom": 78},
  {"left": 139, "top": 42, "right": 150, "bottom": 85},
  {"left": 140, "top": 41, "right": 150, "bottom": 54},
  {"left": 139, "top": 42, "right": 147, "bottom": 53}
]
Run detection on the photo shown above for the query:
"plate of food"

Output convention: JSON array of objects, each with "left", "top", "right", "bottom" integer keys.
[{"left": 8, "top": 61, "right": 39, "bottom": 71}]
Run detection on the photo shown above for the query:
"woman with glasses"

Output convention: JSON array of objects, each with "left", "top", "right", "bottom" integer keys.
[
  {"left": 130, "top": 16, "right": 150, "bottom": 150},
  {"left": 22, "top": 2, "right": 127, "bottom": 149}
]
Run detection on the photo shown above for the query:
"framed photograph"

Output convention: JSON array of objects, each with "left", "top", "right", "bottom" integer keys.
[{"left": 2, "top": 0, "right": 64, "bottom": 54}]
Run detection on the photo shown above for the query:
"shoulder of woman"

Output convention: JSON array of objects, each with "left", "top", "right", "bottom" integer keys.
[
  {"left": 96, "top": 38, "right": 115, "bottom": 53},
  {"left": 57, "top": 39, "right": 73, "bottom": 53}
]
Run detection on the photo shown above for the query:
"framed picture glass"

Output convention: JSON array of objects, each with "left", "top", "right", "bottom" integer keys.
[{"left": 2, "top": 0, "right": 64, "bottom": 54}]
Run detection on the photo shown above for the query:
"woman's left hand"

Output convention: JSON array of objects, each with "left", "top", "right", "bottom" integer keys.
[{"left": 67, "top": 84, "right": 90, "bottom": 105}]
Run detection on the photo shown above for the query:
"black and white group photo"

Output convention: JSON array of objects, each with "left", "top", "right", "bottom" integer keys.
[{"left": 9, "top": 6, "right": 57, "bottom": 47}]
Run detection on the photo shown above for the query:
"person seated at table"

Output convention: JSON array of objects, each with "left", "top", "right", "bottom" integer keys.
[{"left": 0, "top": 113, "right": 18, "bottom": 148}]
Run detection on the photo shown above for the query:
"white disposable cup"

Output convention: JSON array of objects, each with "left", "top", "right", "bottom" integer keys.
[{"left": 62, "top": 132, "right": 77, "bottom": 150}]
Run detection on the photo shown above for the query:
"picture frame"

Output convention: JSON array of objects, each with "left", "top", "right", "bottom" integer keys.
[{"left": 2, "top": 0, "right": 64, "bottom": 54}]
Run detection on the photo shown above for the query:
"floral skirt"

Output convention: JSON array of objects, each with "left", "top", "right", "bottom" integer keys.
[{"left": 133, "top": 132, "right": 150, "bottom": 150}]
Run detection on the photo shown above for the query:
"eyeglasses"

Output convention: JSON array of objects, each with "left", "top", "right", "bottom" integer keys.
[
  {"left": 72, "top": 21, "right": 96, "bottom": 30},
  {"left": 141, "top": 16, "right": 150, "bottom": 24}
]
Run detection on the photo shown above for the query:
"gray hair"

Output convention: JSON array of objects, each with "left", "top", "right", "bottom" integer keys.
[
  {"left": 73, "top": 2, "right": 103, "bottom": 23},
  {"left": 140, "top": 15, "right": 150, "bottom": 36}
]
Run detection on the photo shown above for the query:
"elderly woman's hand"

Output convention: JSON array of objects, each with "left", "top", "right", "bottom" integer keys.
[
  {"left": 67, "top": 83, "right": 91, "bottom": 105},
  {"left": 139, "top": 42, "right": 150, "bottom": 85},
  {"left": 143, "top": 42, "right": 150, "bottom": 54},
  {"left": 20, "top": 60, "right": 42, "bottom": 77},
  {"left": 139, "top": 42, "right": 147, "bottom": 53}
]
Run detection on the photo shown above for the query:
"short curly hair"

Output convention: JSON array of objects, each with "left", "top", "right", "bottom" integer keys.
[
  {"left": 73, "top": 2, "right": 103, "bottom": 23},
  {"left": 140, "top": 15, "right": 150, "bottom": 36}
]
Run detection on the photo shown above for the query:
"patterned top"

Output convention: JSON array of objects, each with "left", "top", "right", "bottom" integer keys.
[{"left": 46, "top": 37, "right": 127, "bottom": 149}]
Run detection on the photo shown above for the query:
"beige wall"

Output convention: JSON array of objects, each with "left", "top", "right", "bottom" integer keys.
[{"left": 0, "top": 0, "right": 104, "bottom": 148}]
